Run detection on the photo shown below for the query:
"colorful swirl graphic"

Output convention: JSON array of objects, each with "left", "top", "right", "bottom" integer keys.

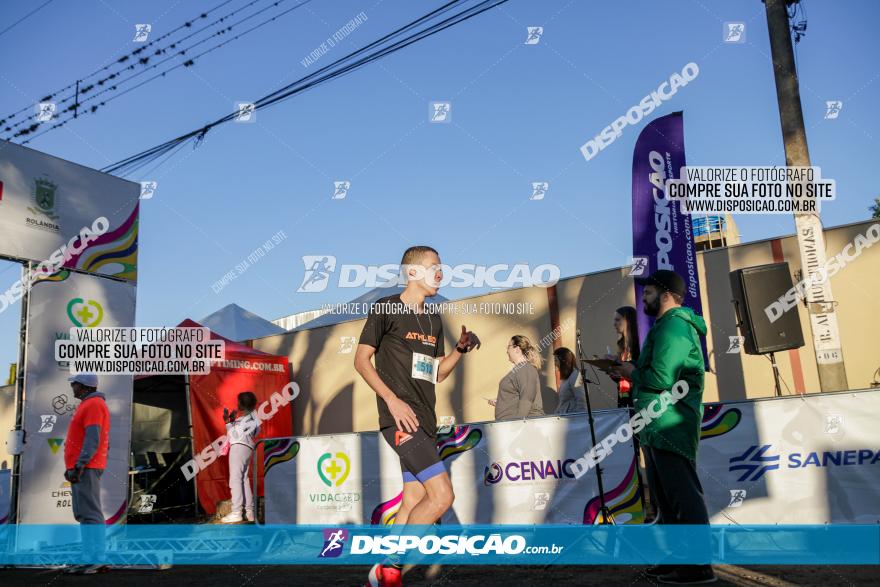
[
  {"left": 263, "top": 439, "right": 299, "bottom": 474},
  {"left": 75, "top": 207, "right": 139, "bottom": 281},
  {"left": 370, "top": 492, "right": 403, "bottom": 526},
  {"left": 105, "top": 500, "right": 127, "bottom": 526},
  {"left": 30, "top": 268, "right": 71, "bottom": 285},
  {"left": 700, "top": 404, "right": 742, "bottom": 440},
  {"left": 436, "top": 425, "right": 482, "bottom": 461},
  {"left": 26, "top": 206, "right": 139, "bottom": 283},
  {"left": 583, "top": 456, "right": 645, "bottom": 525}
]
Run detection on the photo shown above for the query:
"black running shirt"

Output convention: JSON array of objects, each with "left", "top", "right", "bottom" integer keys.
[{"left": 359, "top": 294, "right": 445, "bottom": 437}]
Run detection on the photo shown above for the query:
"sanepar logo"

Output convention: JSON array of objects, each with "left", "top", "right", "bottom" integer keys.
[
  {"left": 787, "top": 449, "right": 880, "bottom": 468},
  {"left": 729, "top": 444, "right": 880, "bottom": 482},
  {"left": 729, "top": 445, "right": 780, "bottom": 482}
]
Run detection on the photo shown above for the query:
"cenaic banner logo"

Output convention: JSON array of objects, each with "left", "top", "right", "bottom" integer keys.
[
  {"left": 483, "top": 459, "right": 577, "bottom": 485},
  {"left": 317, "top": 452, "right": 351, "bottom": 487},
  {"left": 66, "top": 298, "right": 104, "bottom": 328}
]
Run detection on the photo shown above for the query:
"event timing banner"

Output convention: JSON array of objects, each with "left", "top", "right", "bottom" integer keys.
[
  {"left": 17, "top": 270, "right": 136, "bottom": 532},
  {"left": 262, "top": 410, "right": 642, "bottom": 526},
  {"left": 262, "top": 389, "right": 879, "bottom": 526},
  {"left": 0, "top": 140, "right": 139, "bottom": 282},
  {"left": 186, "top": 321, "right": 293, "bottom": 516}
]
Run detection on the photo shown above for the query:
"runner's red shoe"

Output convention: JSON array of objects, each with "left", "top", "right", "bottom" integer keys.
[
  {"left": 365, "top": 563, "right": 382, "bottom": 587},
  {"left": 380, "top": 565, "right": 403, "bottom": 587},
  {"left": 365, "top": 563, "right": 403, "bottom": 587}
]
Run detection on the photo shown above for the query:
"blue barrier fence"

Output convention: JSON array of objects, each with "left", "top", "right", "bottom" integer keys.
[{"left": 2, "top": 524, "right": 878, "bottom": 565}]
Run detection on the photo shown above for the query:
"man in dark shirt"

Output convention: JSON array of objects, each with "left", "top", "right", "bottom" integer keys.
[{"left": 355, "top": 246, "right": 480, "bottom": 586}]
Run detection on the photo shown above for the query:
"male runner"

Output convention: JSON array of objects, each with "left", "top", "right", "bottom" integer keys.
[{"left": 355, "top": 246, "right": 480, "bottom": 587}]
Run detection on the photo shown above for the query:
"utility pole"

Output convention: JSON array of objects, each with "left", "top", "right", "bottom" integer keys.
[{"left": 764, "top": 0, "right": 848, "bottom": 391}]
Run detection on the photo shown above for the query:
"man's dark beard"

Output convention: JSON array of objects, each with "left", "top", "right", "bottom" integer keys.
[{"left": 643, "top": 297, "right": 661, "bottom": 317}]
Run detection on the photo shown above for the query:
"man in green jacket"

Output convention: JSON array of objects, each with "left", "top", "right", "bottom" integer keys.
[{"left": 612, "top": 269, "right": 715, "bottom": 585}]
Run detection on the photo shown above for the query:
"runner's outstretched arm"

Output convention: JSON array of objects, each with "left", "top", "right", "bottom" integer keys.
[{"left": 437, "top": 325, "right": 480, "bottom": 383}]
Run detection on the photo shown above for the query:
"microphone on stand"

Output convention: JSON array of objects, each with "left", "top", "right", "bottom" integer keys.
[{"left": 575, "top": 329, "right": 600, "bottom": 385}]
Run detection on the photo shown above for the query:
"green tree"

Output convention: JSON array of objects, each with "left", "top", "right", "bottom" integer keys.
[{"left": 871, "top": 196, "right": 880, "bottom": 219}]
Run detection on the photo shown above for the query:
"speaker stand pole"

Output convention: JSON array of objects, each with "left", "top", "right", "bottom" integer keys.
[{"left": 769, "top": 352, "right": 783, "bottom": 397}]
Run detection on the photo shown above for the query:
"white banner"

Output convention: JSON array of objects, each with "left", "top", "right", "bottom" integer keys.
[
  {"left": 17, "top": 271, "right": 136, "bottom": 528},
  {"left": 263, "top": 390, "right": 880, "bottom": 526},
  {"left": 697, "top": 389, "right": 880, "bottom": 524},
  {"left": 0, "top": 140, "right": 140, "bottom": 281},
  {"left": 263, "top": 410, "right": 644, "bottom": 526}
]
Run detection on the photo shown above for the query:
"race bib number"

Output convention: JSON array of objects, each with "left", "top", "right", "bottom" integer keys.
[{"left": 411, "top": 352, "right": 439, "bottom": 384}]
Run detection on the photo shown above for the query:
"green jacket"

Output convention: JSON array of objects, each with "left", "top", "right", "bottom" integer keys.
[{"left": 631, "top": 306, "right": 707, "bottom": 462}]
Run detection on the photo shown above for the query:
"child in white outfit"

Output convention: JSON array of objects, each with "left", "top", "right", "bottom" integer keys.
[{"left": 221, "top": 391, "right": 260, "bottom": 523}]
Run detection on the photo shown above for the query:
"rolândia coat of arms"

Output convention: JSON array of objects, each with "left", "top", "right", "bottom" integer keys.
[{"left": 28, "top": 177, "right": 60, "bottom": 221}]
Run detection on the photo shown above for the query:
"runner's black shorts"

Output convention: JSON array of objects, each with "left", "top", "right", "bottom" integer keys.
[{"left": 380, "top": 426, "right": 446, "bottom": 484}]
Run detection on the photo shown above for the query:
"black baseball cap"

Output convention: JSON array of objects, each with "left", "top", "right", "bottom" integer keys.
[{"left": 634, "top": 269, "right": 686, "bottom": 298}]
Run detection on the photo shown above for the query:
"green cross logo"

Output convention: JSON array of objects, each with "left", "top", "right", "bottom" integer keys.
[
  {"left": 317, "top": 452, "right": 351, "bottom": 487},
  {"left": 66, "top": 298, "right": 104, "bottom": 328}
]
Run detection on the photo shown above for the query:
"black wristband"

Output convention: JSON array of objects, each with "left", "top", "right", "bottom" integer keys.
[{"left": 456, "top": 345, "right": 469, "bottom": 354}]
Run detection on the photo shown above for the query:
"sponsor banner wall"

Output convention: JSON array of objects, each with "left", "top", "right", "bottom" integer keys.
[
  {"left": 698, "top": 389, "right": 880, "bottom": 524},
  {"left": 264, "top": 390, "right": 879, "bottom": 526},
  {"left": 17, "top": 271, "right": 136, "bottom": 527},
  {"left": 264, "top": 410, "right": 643, "bottom": 525},
  {"left": 0, "top": 140, "right": 139, "bottom": 281}
]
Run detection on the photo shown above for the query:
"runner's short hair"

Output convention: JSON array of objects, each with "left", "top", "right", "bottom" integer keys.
[{"left": 400, "top": 246, "right": 439, "bottom": 267}]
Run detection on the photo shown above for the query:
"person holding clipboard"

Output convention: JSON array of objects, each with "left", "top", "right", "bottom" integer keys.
[
  {"left": 608, "top": 306, "right": 640, "bottom": 408},
  {"left": 607, "top": 270, "right": 714, "bottom": 585}
]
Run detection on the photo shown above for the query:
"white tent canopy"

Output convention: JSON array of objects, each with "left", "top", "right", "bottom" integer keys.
[{"left": 198, "top": 303, "right": 286, "bottom": 342}]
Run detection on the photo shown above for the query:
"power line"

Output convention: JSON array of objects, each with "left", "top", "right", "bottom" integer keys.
[
  {"left": 1, "top": 0, "right": 239, "bottom": 126},
  {"left": 106, "top": 0, "right": 479, "bottom": 174},
  {"left": 0, "top": 0, "right": 55, "bottom": 39},
  {"left": 2, "top": 0, "right": 271, "bottom": 137},
  {"left": 10, "top": 0, "right": 315, "bottom": 143},
  {"left": 103, "top": 0, "right": 512, "bottom": 177},
  {"left": 0, "top": 0, "right": 259, "bottom": 134}
]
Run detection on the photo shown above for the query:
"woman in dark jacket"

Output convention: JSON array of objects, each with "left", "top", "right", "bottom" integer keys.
[{"left": 608, "top": 306, "right": 640, "bottom": 408}]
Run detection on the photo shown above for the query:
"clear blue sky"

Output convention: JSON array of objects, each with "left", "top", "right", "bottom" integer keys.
[{"left": 1, "top": 0, "right": 878, "bottom": 370}]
